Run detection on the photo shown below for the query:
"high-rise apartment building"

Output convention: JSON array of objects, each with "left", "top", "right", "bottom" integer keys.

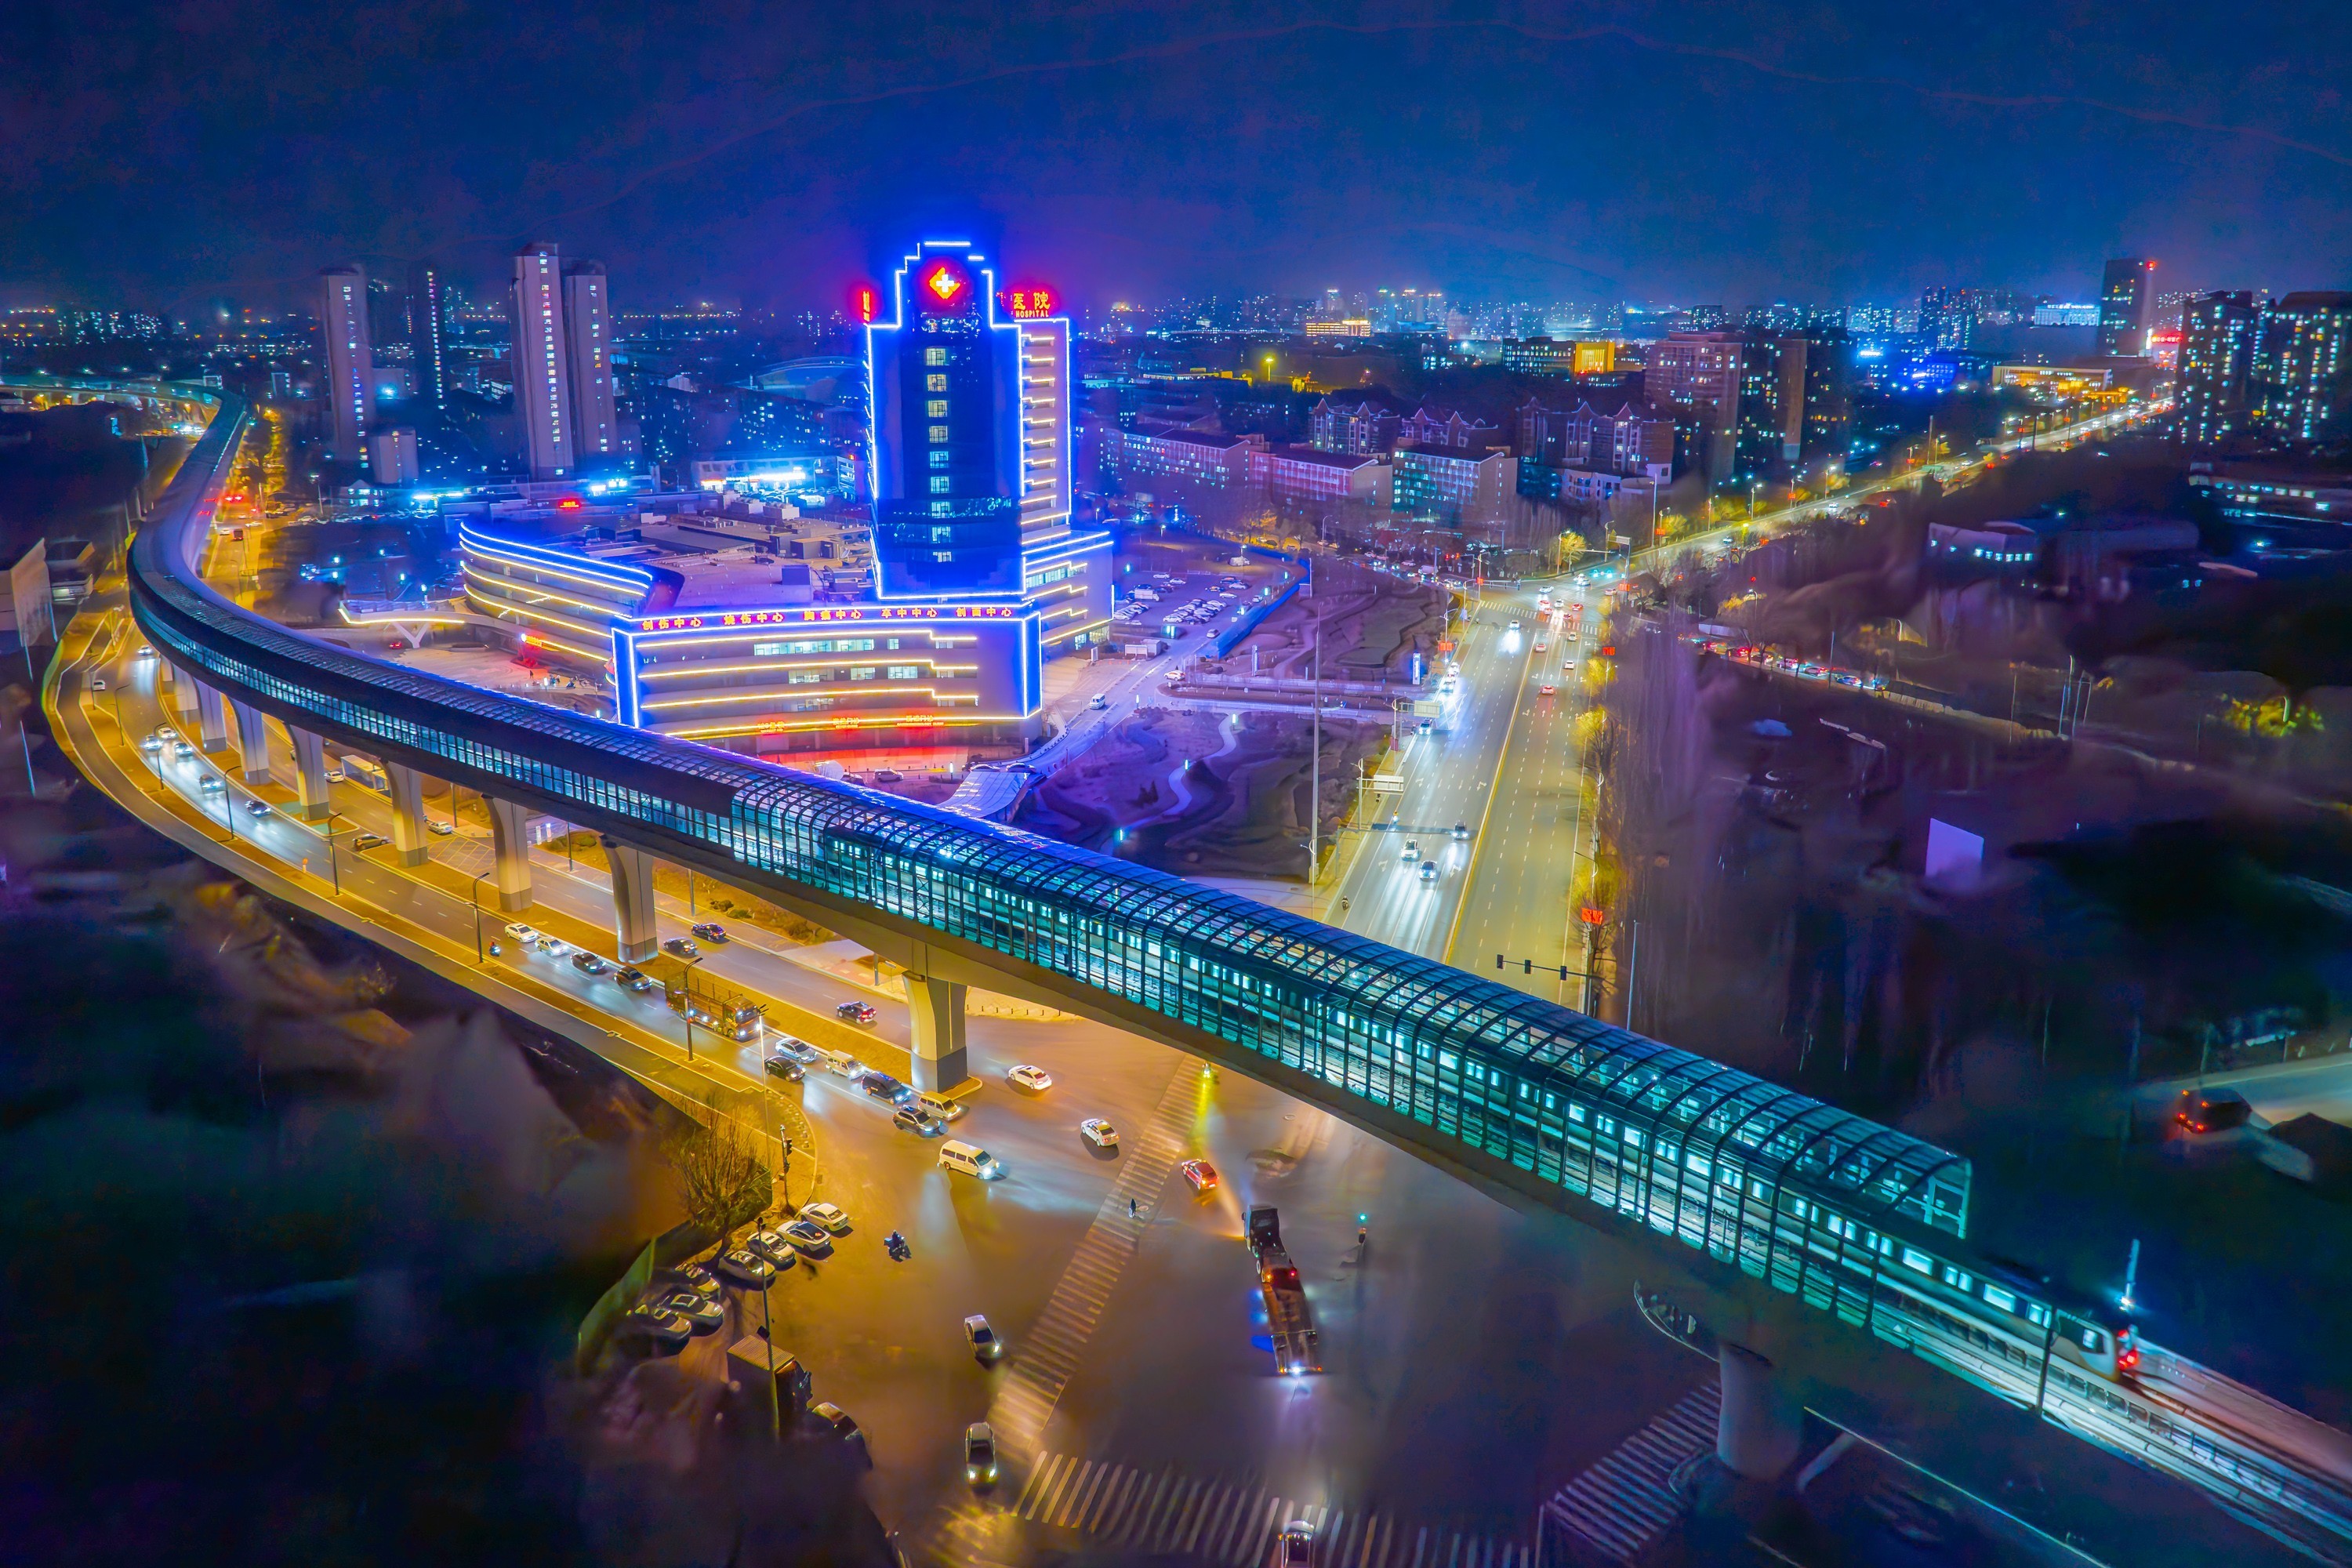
[
  {"left": 408, "top": 262, "right": 446, "bottom": 410},
  {"left": 2096, "top": 259, "right": 2157, "bottom": 357},
  {"left": 318, "top": 265, "right": 374, "bottom": 460},
  {"left": 1798, "top": 329, "right": 1854, "bottom": 462},
  {"left": 2176, "top": 291, "right": 2263, "bottom": 446},
  {"left": 1917, "top": 288, "right": 1980, "bottom": 350},
  {"left": 2252, "top": 292, "right": 2352, "bottom": 445},
  {"left": 1642, "top": 332, "right": 1743, "bottom": 479},
  {"left": 507, "top": 243, "right": 622, "bottom": 481},
  {"left": 1735, "top": 336, "right": 1806, "bottom": 477},
  {"left": 563, "top": 261, "right": 618, "bottom": 465},
  {"left": 512, "top": 244, "right": 575, "bottom": 479}
]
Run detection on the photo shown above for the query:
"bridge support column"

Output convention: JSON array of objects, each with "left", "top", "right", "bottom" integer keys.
[
  {"left": 166, "top": 663, "right": 199, "bottom": 720},
  {"left": 384, "top": 762, "right": 430, "bottom": 867},
  {"left": 485, "top": 797, "right": 534, "bottom": 913},
  {"left": 905, "top": 975, "right": 971, "bottom": 1093},
  {"left": 228, "top": 700, "right": 273, "bottom": 785},
  {"left": 605, "top": 839, "right": 657, "bottom": 962},
  {"left": 1716, "top": 1341, "right": 1804, "bottom": 1482},
  {"left": 289, "top": 728, "right": 331, "bottom": 820},
  {"left": 194, "top": 682, "right": 230, "bottom": 754}
]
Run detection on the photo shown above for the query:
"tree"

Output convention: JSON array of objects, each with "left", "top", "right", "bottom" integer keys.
[{"left": 667, "top": 1114, "right": 774, "bottom": 1238}]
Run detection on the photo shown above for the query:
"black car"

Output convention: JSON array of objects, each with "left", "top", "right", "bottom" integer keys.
[
  {"left": 570, "top": 950, "right": 609, "bottom": 975},
  {"left": 858, "top": 1070, "right": 914, "bottom": 1105},
  {"left": 2176, "top": 1087, "right": 2252, "bottom": 1134},
  {"left": 808, "top": 1402, "right": 871, "bottom": 1468},
  {"left": 836, "top": 1000, "right": 877, "bottom": 1025},
  {"left": 662, "top": 936, "right": 699, "bottom": 958},
  {"left": 763, "top": 1053, "right": 806, "bottom": 1083},
  {"left": 689, "top": 921, "right": 729, "bottom": 942}
]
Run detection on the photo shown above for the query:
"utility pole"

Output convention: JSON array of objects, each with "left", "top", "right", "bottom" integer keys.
[{"left": 1308, "top": 554, "right": 1320, "bottom": 879}]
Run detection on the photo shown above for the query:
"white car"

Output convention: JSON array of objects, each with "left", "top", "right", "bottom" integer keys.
[
  {"left": 1007, "top": 1064, "right": 1054, "bottom": 1093},
  {"left": 156, "top": 725, "right": 176, "bottom": 741},
  {"left": 1080, "top": 1118, "right": 1119, "bottom": 1149},
  {"left": 503, "top": 923, "right": 543, "bottom": 945},
  {"left": 799, "top": 1201, "right": 851, "bottom": 1235},
  {"left": 138, "top": 735, "right": 162, "bottom": 753},
  {"left": 89, "top": 677, "right": 107, "bottom": 691}
]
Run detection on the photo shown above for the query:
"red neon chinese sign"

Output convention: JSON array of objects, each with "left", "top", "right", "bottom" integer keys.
[
  {"left": 849, "top": 282, "right": 880, "bottom": 325},
  {"left": 1004, "top": 285, "right": 1058, "bottom": 319}
]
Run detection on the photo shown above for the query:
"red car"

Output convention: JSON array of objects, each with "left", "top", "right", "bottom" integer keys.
[{"left": 1179, "top": 1159, "right": 1218, "bottom": 1194}]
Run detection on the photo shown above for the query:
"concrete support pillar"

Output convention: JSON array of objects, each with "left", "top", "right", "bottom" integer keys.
[
  {"left": 905, "top": 974, "right": 971, "bottom": 1093},
  {"left": 290, "top": 728, "right": 331, "bottom": 820},
  {"left": 194, "top": 681, "right": 230, "bottom": 753},
  {"left": 228, "top": 700, "right": 273, "bottom": 785},
  {"left": 1716, "top": 1341, "right": 1805, "bottom": 1482},
  {"left": 167, "top": 663, "right": 200, "bottom": 719},
  {"left": 384, "top": 762, "right": 430, "bottom": 867},
  {"left": 485, "top": 797, "right": 534, "bottom": 913},
  {"left": 605, "top": 839, "right": 658, "bottom": 962}
]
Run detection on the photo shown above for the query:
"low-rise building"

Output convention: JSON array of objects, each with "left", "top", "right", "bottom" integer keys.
[
  {"left": 1111, "top": 427, "right": 1265, "bottom": 488},
  {"left": 1398, "top": 406, "right": 1507, "bottom": 453},
  {"left": 1308, "top": 395, "right": 1403, "bottom": 455},
  {"left": 1392, "top": 445, "right": 1513, "bottom": 531},
  {"left": 1248, "top": 445, "right": 1392, "bottom": 506}
]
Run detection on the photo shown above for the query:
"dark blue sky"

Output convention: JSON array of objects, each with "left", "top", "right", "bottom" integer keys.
[{"left": 4, "top": 0, "right": 2347, "bottom": 315}]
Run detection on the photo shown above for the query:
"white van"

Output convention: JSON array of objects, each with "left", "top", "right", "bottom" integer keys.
[
  {"left": 938, "top": 1140, "right": 1003, "bottom": 1180},
  {"left": 915, "top": 1092, "right": 966, "bottom": 1123},
  {"left": 815, "top": 1047, "right": 865, "bottom": 1079}
]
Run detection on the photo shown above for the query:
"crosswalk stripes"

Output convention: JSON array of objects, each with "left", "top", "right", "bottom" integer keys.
[
  {"left": 1540, "top": 1381, "right": 1720, "bottom": 1564},
  {"left": 1007, "top": 1452, "right": 1531, "bottom": 1567},
  {"left": 986, "top": 1057, "right": 1200, "bottom": 1450}
]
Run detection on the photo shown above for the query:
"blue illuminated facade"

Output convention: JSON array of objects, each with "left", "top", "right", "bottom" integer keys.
[{"left": 868, "top": 241, "right": 1028, "bottom": 599}]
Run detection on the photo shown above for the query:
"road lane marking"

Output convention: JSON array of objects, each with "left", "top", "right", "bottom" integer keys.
[
  {"left": 1539, "top": 1381, "right": 1718, "bottom": 1563},
  {"left": 987, "top": 1056, "right": 1198, "bottom": 1451},
  {"left": 1009, "top": 1451, "right": 1527, "bottom": 1567}
]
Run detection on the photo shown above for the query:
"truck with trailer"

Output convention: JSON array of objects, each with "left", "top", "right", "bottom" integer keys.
[{"left": 1246, "top": 1207, "right": 1322, "bottom": 1375}]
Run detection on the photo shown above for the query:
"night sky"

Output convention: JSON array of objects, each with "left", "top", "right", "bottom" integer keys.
[{"left": 4, "top": 0, "right": 2347, "bottom": 314}]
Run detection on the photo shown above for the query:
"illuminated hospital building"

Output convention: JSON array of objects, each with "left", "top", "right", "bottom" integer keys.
[{"left": 458, "top": 240, "right": 1107, "bottom": 758}]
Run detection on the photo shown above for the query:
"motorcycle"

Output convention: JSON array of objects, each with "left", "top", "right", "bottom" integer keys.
[{"left": 884, "top": 1230, "right": 910, "bottom": 1261}]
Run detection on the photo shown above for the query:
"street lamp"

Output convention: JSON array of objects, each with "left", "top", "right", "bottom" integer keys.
[{"left": 469, "top": 870, "right": 492, "bottom": 962}]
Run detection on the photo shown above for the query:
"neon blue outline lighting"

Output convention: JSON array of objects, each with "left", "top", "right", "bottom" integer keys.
[
  {"left": 458, "top": 524, "right": 656, "bottom": 594},
  {"left": 611, "top": 626, "right": 643, "bottom": 726},
  {"left": 867, "top": 239, "right": 1026, "bottom": 605}
]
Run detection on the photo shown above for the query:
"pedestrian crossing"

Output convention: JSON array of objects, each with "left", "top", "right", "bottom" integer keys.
[
  {"left": 985, "top": 1057, "right": 1202, "bottom": 1451},
  {"left": 1539, "top": 1381, "right": 1719, "bottom": 1564},
  {"left": 1002, "top": 1451, "right": 1534, "bottom": 1568}
]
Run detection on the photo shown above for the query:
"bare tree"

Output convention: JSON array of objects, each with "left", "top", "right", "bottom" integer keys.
[{"left": 666, "top": 1114, "right": 773, "bottom": 1239}]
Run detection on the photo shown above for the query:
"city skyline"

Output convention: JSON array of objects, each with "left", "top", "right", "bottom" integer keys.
[{"left": 3, "top": 2, "right": 2348, "bottom": 316}]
